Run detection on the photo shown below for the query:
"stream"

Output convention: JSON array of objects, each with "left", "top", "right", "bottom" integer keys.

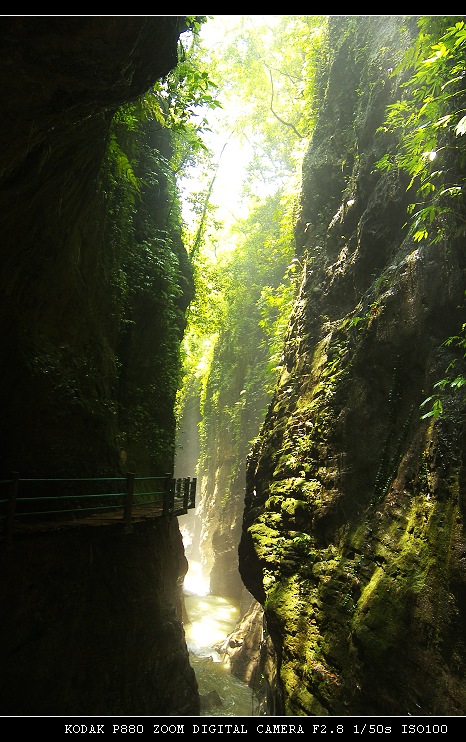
[{"left": 183, "top": 560, "right": 260, "bottom": 717}]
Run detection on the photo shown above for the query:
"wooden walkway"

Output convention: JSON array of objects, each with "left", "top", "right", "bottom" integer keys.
[
  {"left": 5, "top": 502, "right": 177, "bottom": 537},
  {"left": 0, "top": 473, "right": 196, "bottom": 543}
]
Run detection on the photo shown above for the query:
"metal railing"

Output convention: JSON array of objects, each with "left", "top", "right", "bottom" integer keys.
[{"left": 0, "top": 471, "right": 196, "bottom": 543}]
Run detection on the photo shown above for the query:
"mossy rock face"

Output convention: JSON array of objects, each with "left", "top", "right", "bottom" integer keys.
[
  {"left": 280, "top": 497, "right": 309, "bottom": 520},
  {"left": 239, "top": 15, "right": 466, "bottom": 717}
]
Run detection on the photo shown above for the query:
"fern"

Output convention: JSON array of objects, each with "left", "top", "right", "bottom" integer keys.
[{"left": 106, "top": 135, "right": 140, "bottom": 203}]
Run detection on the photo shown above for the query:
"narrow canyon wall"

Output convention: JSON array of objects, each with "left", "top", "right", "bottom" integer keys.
[
  {"left": 239, "top": 15, "right": 466, "bottom": 716},
  {"left": 0, "top": 17, "right": 200, "bottom": 716},
  {"left": 188, "top": 192, "right": 294, "bottom": 605}
]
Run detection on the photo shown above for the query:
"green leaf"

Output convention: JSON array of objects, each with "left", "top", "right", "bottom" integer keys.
[
  {"left": 455, "top": 114, "right": 466, "bottom": 136},
  {"left": 413, "top": 228, "right": 428, "bottom": 242},
  {"left": 420, "top": 398, "right": 443, "bottom": 419}
]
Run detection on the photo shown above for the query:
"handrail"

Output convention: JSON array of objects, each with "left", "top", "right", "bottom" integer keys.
[{"left": 0, "top": 472, "right": 197, "bottom": 543}]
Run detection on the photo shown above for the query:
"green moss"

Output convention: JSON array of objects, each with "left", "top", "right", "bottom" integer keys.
[
  {"left": 301, "top": 479, "right": 326, "bottom": 504},
  {"left": 265, "top": 572, "right": 346, "bottom": 715},
  {"left": 282, "top": 665, "right": 329, "bottom": 716},
  {"left": 281, "top": 498, "right": 308, "bottom": 518},
  {"left": 269, "top": 477, "right": 325, "bottom": 505},
  {"left": 270, "top": 477, "right": 305, "bottom": 498},
  {"left": 264, "top": 495, "right": 283, "bottom": 512},
  {"left": 351, "top": 563, "right": 412, "bottom": 663},
  {"left": 349, "top": 488, "right": 459, "bottom": 668},
  {"left": 248, "top": 520, "right": 285, "bottom": 564},
  {"left": 266, "top": 574, "right": 302, "bottom": 628}
]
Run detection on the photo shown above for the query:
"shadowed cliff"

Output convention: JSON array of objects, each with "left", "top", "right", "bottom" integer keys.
[
  {"left": 0, "top": 16, "right": 200, "bottom": 716},
  {"left": 0, "top": 16, "right": 193, "bottom": 478}
]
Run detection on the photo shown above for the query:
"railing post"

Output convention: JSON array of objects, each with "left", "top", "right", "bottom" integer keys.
[
  {"left": 182, "top": 478, "right": 190, "bottom": 514},
  {"left": 124, "top": 471, "right": 135, "bottom": 533},
  {"left": 189, "top": 477, "right": 197, "bottom": 510},
  {"left": 176, "top": 478, "right": 182, "bottom": 512},
  {"left": 163, "top": 472, "right": 174, "bottom": 517},
  {"left": 4, "top": 472, "right": 19, "bottom": 546}
]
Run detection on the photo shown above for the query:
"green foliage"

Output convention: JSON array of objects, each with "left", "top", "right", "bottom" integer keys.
[
  {"left": 376, "top": 16, "right": 466, "bottom": 245},
  {"left": 419, "top": 316, "right": 466, "bottom": 420},
  {"left": 171, "top": 16, "right": 331, "bottom": 505},
  {"left": 193, "top": 188, "right": 299, "bottom": 486},
  {"left": 184, "top": 15, "right": 209, "bottom": 36},
  {"left": 202, "top": 16, "right": 328, "bottom": 194},
  {"left": 178, "top": 15, "right": 327, "bottom": 383},
  {"left": 374, "top": 17, "right": 466, "bottom": 422},
  {"left": 105, "top": 135, "right": 140, "bottom": 204},
  {"left": 96, "top": 26, "right": 228, "bottom": 471},
  {"left": 156, "top": 28, "right": 223, "bottom": 180},
  {"left": 105, "top": 21, "right": 221, "bottom": 201}
]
